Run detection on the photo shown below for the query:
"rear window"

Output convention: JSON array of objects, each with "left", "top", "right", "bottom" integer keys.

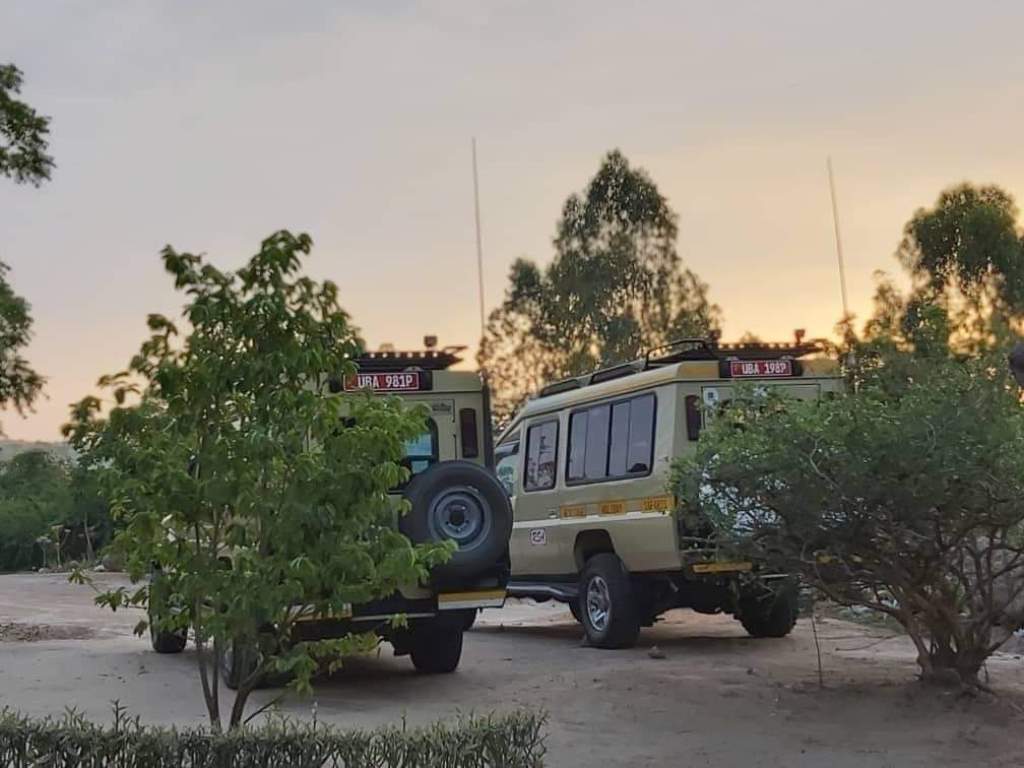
[{"left": 402, "top": 418, "right": 438, "bottom": 479}]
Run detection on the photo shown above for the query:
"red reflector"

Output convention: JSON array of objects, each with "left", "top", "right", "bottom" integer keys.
[
  {"left": 344, "top": 372, "right": 422, "bottom": 391},
  {"left": 729, "top": 360, "right": 794, "bottom": 378}
]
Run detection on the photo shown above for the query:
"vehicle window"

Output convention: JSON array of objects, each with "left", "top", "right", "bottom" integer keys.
[
  {"left": 583, "top": 404, "right": 610, "bottom": 480},
  {"left": 567, "top": 393, "right": 655, "bottom": 484},
  {"left": 608, "top": 401, "right": 631, "bottom": 475},
  {"left": 525, "top": 419, "right": 558, "bottom": 491},
  {"left": 494, "top": 439, "right": 520, "bottom": 496},
  {"left": 402, "top": 418, "right": 438, "bottom": 478},
  {"left": 567, "top": 410, "right": 588, "bottom": 481},
  {"left": 625, "top": 393, "right": 655, "bottom": 473}
]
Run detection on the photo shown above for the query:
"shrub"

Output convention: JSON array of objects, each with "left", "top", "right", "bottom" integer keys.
[
  {"left": 676, "top": 352, "right": 1024, "bottom": 688},
  {"left": 0, "top": 708, "right": 546, "bottom": 768}
]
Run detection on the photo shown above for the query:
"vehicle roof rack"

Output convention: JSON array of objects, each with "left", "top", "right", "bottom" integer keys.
[
  {"left": 534, "top": 338, "right": 827, "bottom": 399},
  {"left": 352, "top": 346, "right": 466, "bottom": 372}
]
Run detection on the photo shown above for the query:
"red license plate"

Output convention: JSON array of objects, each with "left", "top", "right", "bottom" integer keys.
[
  {"left": 729, "top": 359, "right": 794, "bottom": 378},
  {"left": 344, "top": 372, "right": 422, "bottom": 392}
]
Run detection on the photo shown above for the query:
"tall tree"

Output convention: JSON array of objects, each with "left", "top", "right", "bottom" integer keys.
[
  {"left": 0, "top": 63, "right": 54, "bottom": 186},
  {"left": 897, "top": 183, "right": 1024, "bottom": 341},
  {"left": 0, "top": 262, "right": 43, "bottom": 431},
  {"left": 479, "top": 150, "right": 719, "bottom": 421},
  {"left": 0, "top": 63, "right": 51, "bottom": 430}
]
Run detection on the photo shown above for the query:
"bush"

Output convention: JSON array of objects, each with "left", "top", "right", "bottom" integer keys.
[
  {"left": 677, "top": 351, "right": 1024, "bottom": 688},
  {"left": 0, "top": 708, "right": 546, "bottom": 768}
]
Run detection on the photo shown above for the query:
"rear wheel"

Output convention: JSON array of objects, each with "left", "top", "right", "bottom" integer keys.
[
  {"left": 410, "top": 625, "right": 464, "bottom": 673},
  {"left": 568, "top": 599, "right": 583, "bottom": 623},
  {"left": 149, "top": 619, "right": 187, "bottom": 654},
  {"left": 579, "top": 554, "right": 641, "bottom": 649},
  {"left": 738, "top": 583, "right": 799, "bottom": 638},
  {"left": 148, "top": 574, "right": 186, "bottom": 654}
]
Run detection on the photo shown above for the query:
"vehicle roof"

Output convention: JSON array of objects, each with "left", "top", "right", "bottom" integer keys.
[{"left": 497, "top": 341, "right": 840, "bottom": 442}]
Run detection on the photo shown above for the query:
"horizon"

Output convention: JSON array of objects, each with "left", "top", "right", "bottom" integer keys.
[{"left": 4, "top": 1, "right": 1024, "bottom": 440}]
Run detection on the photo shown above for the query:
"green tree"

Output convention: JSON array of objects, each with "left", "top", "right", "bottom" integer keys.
[
  {"left": 898, "top": 183, "right": 1024, "bottom": 342},
  {"left": 0, "top": 263, "right": 43, "bottom": 432},
  {"left": 479, "top": 150, "right": 719, "bottom": 422},
  {"left": 0, "top": 63, "right": 51, "bottom": 431},
  {"left": 0, "top": 451, "right": 73, "bottom": 571},
  {"left": 65, "top": 231, "right": 448, "bottom": 731},
  {"left": 0, "top": 63, "right": 54, "bottom": 185}
]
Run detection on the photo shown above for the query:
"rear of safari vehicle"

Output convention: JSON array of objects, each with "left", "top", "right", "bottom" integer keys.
[
  {"left": 320, "top": 348, "right": 511, "bottom": 671},
  {"left": 153, "top": 346, "right": 512, "bottom": 686}
]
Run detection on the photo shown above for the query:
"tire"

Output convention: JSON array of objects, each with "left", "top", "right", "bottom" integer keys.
[
  {"left": 738, "top": 584, "right": 799, "bottom": 638},
  {"left": 401, "top": 461, "right": 512, "bottom": 583},
  {"left": 410, "top": 626, "right": 464, "bottom": 673},
  {"left": 219, "top": 636, "right": 286, "bottom": 691},
  {"left": 568, "top": 600, "right": 583, "bottom": 623},
  {"left": 459, "top": 609, "right": 478, "bottom": 631},
  {"left": 220, "top": 637, "right": 260, "bottom": 691},
  {"left": 149, "top": 621, "right": 187, "bottom": 654},
  {"left": 579, "top": 554, "right": 641, "bottom": 649},
  {"left": 148, "top": 573, "right": 187, "bottom": 654}
]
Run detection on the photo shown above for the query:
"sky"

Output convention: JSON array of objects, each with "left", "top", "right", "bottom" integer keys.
[{"left": 3, "top": 0, "right": 1024, "bottom": 440}]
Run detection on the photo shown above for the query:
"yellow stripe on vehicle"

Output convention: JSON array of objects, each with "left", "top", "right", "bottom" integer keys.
[
  {"left": 438, "top": 589, "right": 506, "bottom": 611},
  {"left": 560, "top": 505, "right": 587, "bottom": 518},
  {"left": 641, "top": 495, "right": 674, "bottom": 512},
  {"left": 438, "top": 589, "right": 506, "bottom": 604},
  {"left": 599, "top": 501, "right": 625, "bottom": 516},
  {"left": 691, "top": 561, "right": 753, "bottom": 574}
]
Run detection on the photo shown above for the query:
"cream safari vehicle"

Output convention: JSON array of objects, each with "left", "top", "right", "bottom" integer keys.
[
  {"left": 150, "top": 343, "right": 512, "bottom": 685},
  {"left": 494, "top": 337, "right": 842, "bottom": 649}
]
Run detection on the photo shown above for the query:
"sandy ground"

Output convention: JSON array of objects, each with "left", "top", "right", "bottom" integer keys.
[{"left": 1, "top": 573, "right": 1023, "bottom": 767}]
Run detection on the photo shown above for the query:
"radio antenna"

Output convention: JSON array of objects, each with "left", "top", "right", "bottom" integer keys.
[
  {"left": 827, "top": 156, "right": 850, "bottom": 320},
  {"left": 472, "top": 137, "right": 486, "bottom": 339}
]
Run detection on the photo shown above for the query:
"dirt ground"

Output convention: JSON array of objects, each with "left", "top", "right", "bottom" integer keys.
[{"left": 1, "top": 573, "right": 1023, "bottom": 767}]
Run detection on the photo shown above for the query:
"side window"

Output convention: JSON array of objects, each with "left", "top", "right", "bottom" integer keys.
[
  {"left": 625, "top": 393, "right": 655, "bottom": 473},
  {"left": 494, "top": 438, "right": 520, "bottom": 496},
  {"left": 524, "top": 419, "right": 558, "bottom": 492},
  {"left": 567, "top": 393, "right": 656, "bottom": 484},
  {"left": 402, "top": 418, "right": 438, "bottom": 478}
]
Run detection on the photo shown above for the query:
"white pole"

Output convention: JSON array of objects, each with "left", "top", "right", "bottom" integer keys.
[
  {"left": 827, "top": 156, "right": 851, "bottom": 320},
  {"left": 472, "top": 138, "right": 486, "bottom": 339}
]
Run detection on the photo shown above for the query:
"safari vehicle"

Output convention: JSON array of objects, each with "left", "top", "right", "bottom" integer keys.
[
  {"left": 150, "top": 343, "right": 512, "bottom": 684},
  {"left": 494, "top": 337, "right": 842, "bottom": 649}
]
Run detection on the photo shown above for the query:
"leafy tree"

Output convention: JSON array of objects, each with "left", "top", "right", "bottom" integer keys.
[
  {"left": 0, "top": 262, "right": 43, "bottom": 432},
  {"left": 0, "top": 451, "right": 72, "bottom": 571},
  {"left": 0, "top": 63, "right": 51, "bottom": 430},
  {"left": 677, "top": 350, "right": 1024, "bottom": 689},
  {"left": 0, "top": 63, "right": 54, "bottom": 185},
  {"left": 65, "top": 231, "right": 448, "bottom": 731},
  {"left": 898, "top": 184, "right": 1024, "bottom": 341},
  {"left": 479, "top": 150, "right": 719, "bottom": 422}
]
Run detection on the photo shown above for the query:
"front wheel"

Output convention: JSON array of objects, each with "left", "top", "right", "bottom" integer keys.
[
  {"left": 410, "top": 626, "right": 464, "bottom": 673},
  {"left": 579, "top": 554, "right": 641, "bottom": 649},
  {"left": 738, "top": 583, "right": 799, "bottom": 638}
]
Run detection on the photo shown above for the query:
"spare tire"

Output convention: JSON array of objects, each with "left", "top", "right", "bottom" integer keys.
[{"left": 401, "top": 461, "right": 512, "bottom": 583}]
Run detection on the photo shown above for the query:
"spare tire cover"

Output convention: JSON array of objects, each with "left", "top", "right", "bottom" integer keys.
[{"left": 401, "top": 461, "right": 512, "bottom": 583}]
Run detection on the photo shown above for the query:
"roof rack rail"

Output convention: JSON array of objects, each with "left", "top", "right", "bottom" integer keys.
[
  {"left": 589, "top": 359, "right": 645, "bottom": 385},
  {"left": 644, "top": 338, "right": 720, "bottom": 366},
  {"left": 538, "top": 377, "right": 583, "bottom": 398},
  {"left": 350, "top": 346, "right": 466, "bottom": 372}
]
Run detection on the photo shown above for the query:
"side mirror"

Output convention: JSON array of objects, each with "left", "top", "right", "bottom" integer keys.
[{"left": 1009, "top": 342, "right": 1024, "bottom": 387}]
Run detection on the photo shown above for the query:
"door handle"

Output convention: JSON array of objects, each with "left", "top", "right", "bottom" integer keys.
[{"left": 546, "top": 509, "right": 558, "bottom": 519}]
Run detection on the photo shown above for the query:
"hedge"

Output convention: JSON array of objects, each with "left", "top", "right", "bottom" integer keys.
[{"left": 0, "top": 708, "right": 546, "bottom": 768}]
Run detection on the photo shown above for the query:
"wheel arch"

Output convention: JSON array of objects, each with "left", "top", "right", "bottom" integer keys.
[{"left": 574, "top": 529, "right": 616, "bottom": 572}]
